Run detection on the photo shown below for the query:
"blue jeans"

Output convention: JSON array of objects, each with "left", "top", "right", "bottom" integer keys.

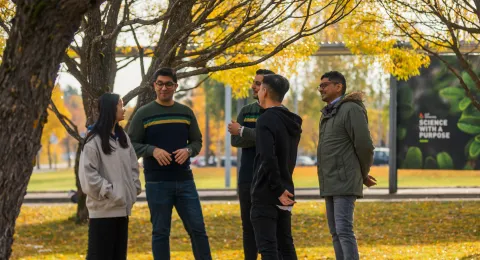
[
  {"left": 325, "top": 196, "right": 359, "bottom": 260},
  {"left": 145, "top": 180, "right": 212, "bottom": 260}
]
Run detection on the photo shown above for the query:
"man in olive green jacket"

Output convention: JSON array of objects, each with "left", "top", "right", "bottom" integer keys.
[{"left": 317, "top": 71, "right": 376, "bottom": 260}]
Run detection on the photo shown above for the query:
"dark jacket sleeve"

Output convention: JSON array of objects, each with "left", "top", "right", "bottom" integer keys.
[
  {"left": 127, "top": 110, "right": 156, "bottom": 158},
  {"left": 186, "top": 110, "right": 202, "bottom": 157},
  {"left": 256, "top": 117, "right": 285, "bottom": 198},
  {"left": 241, "top": 127, "right": 256, "bottom": 141},
  {"left": 231, "top": 107, "right": 255, "bottom": 148},
  {"left": 344, "top": 104, "right": 374, "bottom": 180}
]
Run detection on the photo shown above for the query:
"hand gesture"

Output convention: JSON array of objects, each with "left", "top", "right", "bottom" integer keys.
[
  {"left": 363, "top": 175, "right": 377, "bottom": 187},
  {"left": 228, "top": 120, "right": 241, "bottom": 136},
  {"left": 173, "top": 148, "right": 190, "bottom": 165},
  {"left": 278, "top": 190, "right": 295, "bottom": 206},
  {"left": 153, "top": 148, "right": 172, "bottom": 166}
]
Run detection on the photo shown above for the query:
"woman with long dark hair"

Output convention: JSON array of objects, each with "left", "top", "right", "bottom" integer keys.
[{"left": 79, "top": 93, "right": 141, "bottom": 260}]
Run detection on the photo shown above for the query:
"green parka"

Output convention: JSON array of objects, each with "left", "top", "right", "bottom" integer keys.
[{"left": 317, "top": 92, "right": 374, "bottom": 197}]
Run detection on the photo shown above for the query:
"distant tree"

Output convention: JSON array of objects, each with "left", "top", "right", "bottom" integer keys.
[{"left": 41, "top": 87, "right": 71, "bottom": 169}]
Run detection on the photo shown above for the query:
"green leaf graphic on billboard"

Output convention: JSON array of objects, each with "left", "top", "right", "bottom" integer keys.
[
  {"left": 448, "top": 99, "right": 462, "bottom": 114},
  {"left": 469, "top": 140, "right": 480, "bottom": 158},
  {"left": 462, "top": 103, "right": 480, "bottom": 117},
  {"left": 459, "top": 97, "right": 472, "bottom": 111},
  {"left": 464, "top": 163, "right": 474, "bottom": 170},
  {"left": 465, "top": 138, "right": 475, "bottom": 158},
  {"left": 404, "top": 147, "right": 423, "bottom": 169},
  {"left": 439, "top": 87, "right": 465, "bottom": 101},
  {"left": 399, "top": 104, "right": 414, "bottom": 120},
  {"left": 398, "top": 127, "right": 407, "bottom": 140},
  {"left": 424, "top": 156, "right": 438, "bottom": 169},
  {"left": 475, "top": 134, "right": 480, "bottom": 143},
  {"left": 458, "top": 116, "right": 480, "bottom": 134},
  {"left": 461, "top": 71, "right": 476, "bottom": 90},
  {"left": 398, "top": 86, "right": 414, "bottom": 120},
  {"left": 437, "top": 152, "right": 454, "bottom": 169}
]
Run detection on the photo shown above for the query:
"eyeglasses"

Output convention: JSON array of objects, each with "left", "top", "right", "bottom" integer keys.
[
  {"left": 252, "top": 80, "right": 262, "bottom": 86},
  {"left": 155, "top": 81, "right": 176, "bottom": 89},
  {"left": 318, "top": 81, "right": 339, "bottom": 90}
]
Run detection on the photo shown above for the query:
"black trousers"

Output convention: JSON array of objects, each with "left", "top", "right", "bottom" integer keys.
[
  {"left": 87, "top": 216, "right": 129, "bottom": 260},
  {"left": 238, "top": 183, "right": 258, "bottom": 260},
  {"left": 251, "top": 204, "right": 297, "bottom": 260}
]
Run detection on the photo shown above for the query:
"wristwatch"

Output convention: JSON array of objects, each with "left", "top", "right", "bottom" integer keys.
[{"left": 186, "top": 148, "right": 192, "bottom": 156}]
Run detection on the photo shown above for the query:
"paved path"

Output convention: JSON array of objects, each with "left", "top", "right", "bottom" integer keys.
[{"left": 23, "top": 187, "right": 480, "bottom": 203}]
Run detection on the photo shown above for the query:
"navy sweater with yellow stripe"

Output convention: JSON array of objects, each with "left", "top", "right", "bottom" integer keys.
[
  {"left": 128, "top": 101, "right": 202, "bottom": 182},
  {"left": 231, "top": 102, "right": 262, "bottom": 184}
]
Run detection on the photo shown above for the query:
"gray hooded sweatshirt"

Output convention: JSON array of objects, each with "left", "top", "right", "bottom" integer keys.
[{"left": 79, "top": 133, "right": 141, "bottom": 218}]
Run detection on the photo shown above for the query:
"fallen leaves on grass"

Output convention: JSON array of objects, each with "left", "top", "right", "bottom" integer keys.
[{"left": 11, "top": 201, "right": 480, "bottom": 259}]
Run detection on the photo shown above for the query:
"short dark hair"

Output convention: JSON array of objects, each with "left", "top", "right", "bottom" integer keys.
[
  {"left": 152, "top": 67, "right": 177, "bottom": 83},
  {"left": 321, "top": 71, "right": 346, "bottom": 95},
  {"left": 262, "top": 74, "right": 289, "bottom": 102},
  {"left": 256, "top": 69, "right": 275, "bottom": 75}
]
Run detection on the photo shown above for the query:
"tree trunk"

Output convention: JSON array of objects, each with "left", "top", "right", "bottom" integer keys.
[
  {"left": 66, "top": 138, "right": 71, "bottom": 168},
  {"left": 36, "top": 152, "right": 40, "bottom": 170},
  {"left": 54, "top": 153, "right": 57, "bottom": 170},
  {"left": 47, "top": 139, "right": 52, "bottom": 169},
  {"left": 0, "top": 1, "right": 104, "bottom": 258},
  {"left": 74, "top": 141, "right": 88, "bottom": 224}
]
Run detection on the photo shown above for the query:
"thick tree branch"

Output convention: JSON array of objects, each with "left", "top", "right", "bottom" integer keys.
[
  {"left": 176, "top": 74, "right": 211, "bottom": 93},
  {"left": 63, "top": 54, "right": 90, "bottom": 88},
  {"left": 49, "top": 98, "right": 82, "bottom": 142},
  {"left": 116, "top": 56, "right": 140, "bottom": 71},
  {"left": 130, "top": 24, "right": 145, "bottom": 79},
  {"left": 93, "top": 13, "right": 171, "bottom": 44},
  {"left": 123, "top": 84, "right": 149, "bottom": 106}
]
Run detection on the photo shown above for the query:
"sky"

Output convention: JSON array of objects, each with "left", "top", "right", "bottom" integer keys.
[{"left": 56, "top": 58, "right": 155, "bottom": 107}]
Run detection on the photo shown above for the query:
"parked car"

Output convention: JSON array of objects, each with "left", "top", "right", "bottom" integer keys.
[
  {"left": 220, "top": 156, "right": 238, "bottom": 167},
  {"left": 373, "top": 147, "right": 389, "bottom": 166},
  {"left": 296, "top": 156, "right": 316, "bottom": 166},
  {"left": 191, "top": 155, "right": 237, "bottom": 167},
  {"left": 191, "top": 156, "right": 216, "bottom": 167}
]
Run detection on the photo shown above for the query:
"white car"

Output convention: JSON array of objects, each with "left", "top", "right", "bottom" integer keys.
[{"left": 296, "top": 156, "right": 316, "bottom": 166}]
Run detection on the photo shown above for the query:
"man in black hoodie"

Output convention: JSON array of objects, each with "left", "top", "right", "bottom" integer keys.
[{"left": 251, "top": 74, "right": 302, "bottom": 260}]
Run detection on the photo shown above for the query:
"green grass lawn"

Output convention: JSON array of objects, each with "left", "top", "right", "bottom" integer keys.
[
  {"left": 28, "top": 166, "right": 480, "bottom": 192},
  {"left": 11, "top": 201, "right": 480, "bottom": 259}
]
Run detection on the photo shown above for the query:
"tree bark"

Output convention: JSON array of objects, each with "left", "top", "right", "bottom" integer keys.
[
  {"left": 0, "top": 1, "right": 104, "bottom": 258},
  {"left": 74, "top": 141, "right": 88, "bottom": 223}
]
